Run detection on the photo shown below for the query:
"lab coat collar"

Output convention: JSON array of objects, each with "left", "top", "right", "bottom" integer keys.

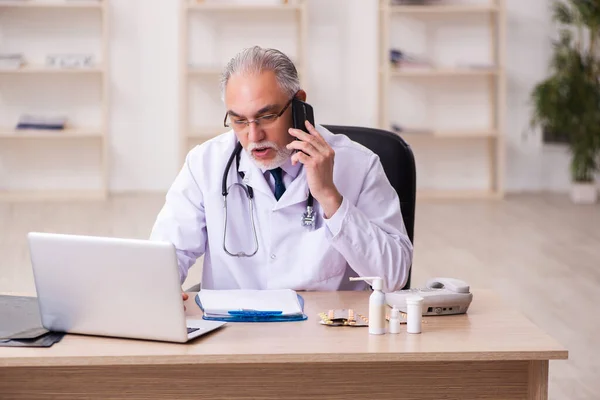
[
  {"left": 238, "top": 147, "right": 309, "bottom": 209},
  {"left": 274, "top": 166, "right": 310, "bottom": 210}
]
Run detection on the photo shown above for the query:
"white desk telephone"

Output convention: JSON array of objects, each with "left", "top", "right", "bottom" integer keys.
[{"left": 385, "top": 278, "right": 473, "bottom": 316}]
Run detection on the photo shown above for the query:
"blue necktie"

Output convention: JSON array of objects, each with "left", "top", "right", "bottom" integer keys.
[{"left": 269, "top": 167, "right": 286, "bottom": 201}]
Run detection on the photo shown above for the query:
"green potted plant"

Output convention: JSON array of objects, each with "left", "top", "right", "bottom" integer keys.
[{"left": 530, "top": 0, "right": 600, "bottom": 203}]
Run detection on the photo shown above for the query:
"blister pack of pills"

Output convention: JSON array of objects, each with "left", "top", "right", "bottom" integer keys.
[{"left": 318, "top": 309, "right": 369, "bottom": 327}]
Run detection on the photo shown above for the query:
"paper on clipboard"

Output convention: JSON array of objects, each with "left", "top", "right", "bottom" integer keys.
[{"left": 197, "top": 289, "right": 304, "bottom": 317}]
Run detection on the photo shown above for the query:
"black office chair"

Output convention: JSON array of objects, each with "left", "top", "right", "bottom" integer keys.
[{"left": 323, "top": 125, "right": 416, "bottom": 290}]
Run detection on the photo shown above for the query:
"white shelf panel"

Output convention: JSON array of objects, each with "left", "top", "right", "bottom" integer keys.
[
  {"left": 387, "top": 5, "right": 498, "bottom": 14},
  {"left": 0, "top": 65, "right": 105, "bottom": 74},
  {"left": 400, "top": 129, "right": 498, "bottom": 139},
  {"left": 0, "top": 189, "right": 106, "bottom": 202},
  {"left": 387, "top": 67, "right": 498, "bottom": 77},
  {"left": 0, "top": 1, "right": 103, "bottom": 8},
  {"left": 0, "top": 128, "right": 103, "bottom": 139},
  {"left": 417, "top": 189, "right": 501, "bottom": 200},
  {"left": 187, "top": 2, "right": 302, "bottom": 11}
]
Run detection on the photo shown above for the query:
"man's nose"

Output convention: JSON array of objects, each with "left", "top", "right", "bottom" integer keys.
[{"left": 248, "top": 122, "right": 264, "bottom": 142}]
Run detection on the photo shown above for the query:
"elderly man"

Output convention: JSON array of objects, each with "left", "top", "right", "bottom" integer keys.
[{"left": 150, "top": 46, "right": 412, "bottom": 294}]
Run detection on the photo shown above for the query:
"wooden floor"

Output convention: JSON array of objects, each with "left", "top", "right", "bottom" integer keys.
[{"left": 0, "top": 193, "right": 598, "bottom": 400}]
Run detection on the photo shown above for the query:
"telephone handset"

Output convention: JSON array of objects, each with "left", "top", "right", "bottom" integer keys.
[
  {"left": 291, "top": 97, "right": 315, "bottom": 134},
  {"left": 385, "top": 277, "right": 473, "bottom": 316},
  {"left": 425, "top": 277, "right": 471, "bottom": 294}
]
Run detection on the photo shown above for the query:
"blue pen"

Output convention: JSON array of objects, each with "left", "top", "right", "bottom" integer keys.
[{"left": 228, "top": 309, "right": 283, "bottom": 316}]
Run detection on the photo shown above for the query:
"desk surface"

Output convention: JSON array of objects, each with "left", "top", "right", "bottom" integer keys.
[{"left": 0, "top": 289, "right": 567, "bottom": 368}]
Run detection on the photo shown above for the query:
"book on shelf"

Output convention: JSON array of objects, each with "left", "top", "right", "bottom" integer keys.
[
  {"left": 46, "top": 54, "right": 95, "bottom": 69},
  {"left": 16, "top": 115, "right": 68, "bottom": 131},
  {"left": 389, "top": 49, "right": 433, "bottom": 69}
]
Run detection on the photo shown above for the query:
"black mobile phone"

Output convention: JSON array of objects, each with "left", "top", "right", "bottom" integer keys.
[{"left": 291, "top": 98, "right": 315, "bottom": 134}]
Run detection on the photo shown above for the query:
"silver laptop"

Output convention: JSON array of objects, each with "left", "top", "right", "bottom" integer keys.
[{"left": 27, "top": 232, "right": 226, "bottom": 343}]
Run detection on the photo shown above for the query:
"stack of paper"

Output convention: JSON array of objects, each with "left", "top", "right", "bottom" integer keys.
[{"left": 195, "top": 289, "right": 307, "bottom": 322}]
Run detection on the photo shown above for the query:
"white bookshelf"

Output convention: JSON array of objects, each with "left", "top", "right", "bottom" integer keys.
[
  {"left": 0, "top": 0, "right": 109, "bottom": 201},
  {"left": 379, "top": 0, "right": 506, "bottom": 199},
  {"left": 180, "top": 0, "right": 308, "bottom": 165}
]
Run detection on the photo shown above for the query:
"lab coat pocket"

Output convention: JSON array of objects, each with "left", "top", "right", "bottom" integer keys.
[{"left": 301, "top": 229, "right": 347, "bottom": 286}]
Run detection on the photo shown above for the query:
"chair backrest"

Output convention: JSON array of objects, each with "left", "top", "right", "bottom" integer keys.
[{"left": 323, "top": 125, "right": 416, "bottom": 290}]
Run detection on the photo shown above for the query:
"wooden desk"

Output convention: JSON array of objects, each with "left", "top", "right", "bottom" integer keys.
[{"left": 0, "top": 290, "right": 567, "bottom": 400}]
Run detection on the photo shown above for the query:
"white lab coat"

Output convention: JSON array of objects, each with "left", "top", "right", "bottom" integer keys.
[{"left": 150, "top": 125, "right": 413, "bottom": 292}]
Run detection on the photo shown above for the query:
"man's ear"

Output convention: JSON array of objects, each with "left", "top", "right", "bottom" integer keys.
[{"left": 295, "top": 89, "right": 307, "bottom": 102}]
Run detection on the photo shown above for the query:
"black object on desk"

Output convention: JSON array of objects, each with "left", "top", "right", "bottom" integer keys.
[{"left": 0, "top": 295, "right": 65, "bottom": 348}]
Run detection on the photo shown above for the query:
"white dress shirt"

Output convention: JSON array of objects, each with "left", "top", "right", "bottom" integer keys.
[{"left": 261, "top": 157, "right": 301, "bottom": 195}]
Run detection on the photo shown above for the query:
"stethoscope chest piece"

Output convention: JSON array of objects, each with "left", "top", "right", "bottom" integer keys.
[{"left": 301, "top": 206, "right": 316, "bottom": 230}]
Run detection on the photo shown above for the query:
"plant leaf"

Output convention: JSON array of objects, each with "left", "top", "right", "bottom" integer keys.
[{"left": 553, "top": 1, "right": 574, "bottom": 24}]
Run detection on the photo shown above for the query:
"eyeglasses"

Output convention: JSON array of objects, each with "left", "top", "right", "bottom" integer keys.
[{"left": 224, "top": 97, "right": 294, "bottom": 133}]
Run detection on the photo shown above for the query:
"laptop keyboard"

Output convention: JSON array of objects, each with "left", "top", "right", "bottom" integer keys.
[{"left": 187, "top": 327, "right": 200, "bottom": 334}]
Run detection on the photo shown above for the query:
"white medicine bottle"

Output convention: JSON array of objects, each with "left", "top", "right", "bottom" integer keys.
[
  {"left": 349, "top": 276, "right": 386, "bottom": 335},
  {"left": 406, "top": 296, "right": 424, "bottom": 334},
  {"left": 388, "top": 306, "right": 401, "bottom": 334}
]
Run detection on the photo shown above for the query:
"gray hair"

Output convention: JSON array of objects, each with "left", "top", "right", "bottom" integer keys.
[{"left": 220, "top": 46, "right": 301, "bottom": 101}]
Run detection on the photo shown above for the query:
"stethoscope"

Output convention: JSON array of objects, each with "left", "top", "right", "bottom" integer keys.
[{"left": 221, "top": 141, "right": 315, "bottom": 258}]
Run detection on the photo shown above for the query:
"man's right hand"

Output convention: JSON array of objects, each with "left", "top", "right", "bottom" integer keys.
[{"left": 182, "top": 292, "right": 189, "bottom": 311}]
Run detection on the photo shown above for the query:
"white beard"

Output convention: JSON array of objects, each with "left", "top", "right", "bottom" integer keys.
[{"left": 246, "top": 141, "right": 293, "bottom": 170}]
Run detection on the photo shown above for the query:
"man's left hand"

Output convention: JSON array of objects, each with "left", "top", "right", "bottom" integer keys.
[{"left": 287, "top": 121, "right": 342, "bottom": 219}]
